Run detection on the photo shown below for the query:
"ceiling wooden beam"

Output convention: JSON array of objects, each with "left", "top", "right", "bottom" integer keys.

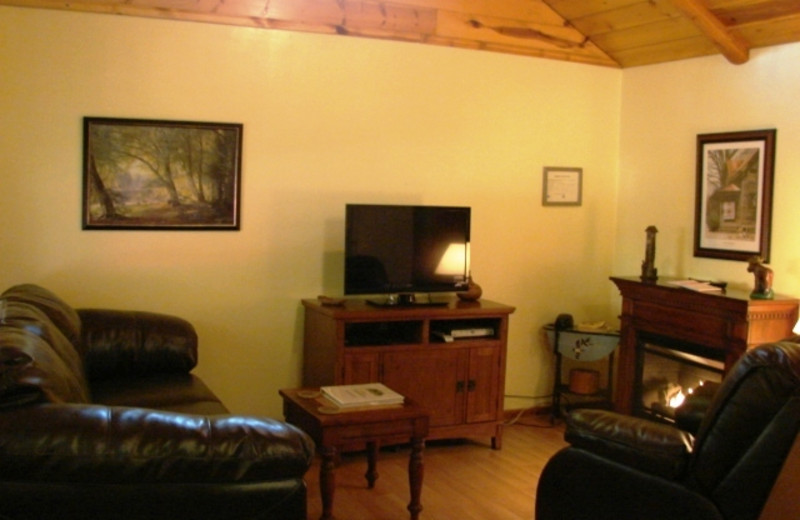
[
  {"left": 5, "top": 0, "right": 794, "bottom": 67},
  {"left": 669, "top": 0, "right": 750, "bottom": 64}
]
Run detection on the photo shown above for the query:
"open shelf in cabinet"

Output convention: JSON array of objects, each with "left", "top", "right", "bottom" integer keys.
[
  {"left": 429, "top": 318, "right": 502, "bottom": 343},
  {"left": 345, "top": 320, "right": 423, "bottom": 346}
]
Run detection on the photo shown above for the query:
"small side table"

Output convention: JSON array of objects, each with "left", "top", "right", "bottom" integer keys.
[
  {"left": 544, "top": 324, "right": 618, "bottom": 419},
  {"left": 279, "top": 388, "right": 430, "bottom": 520}
]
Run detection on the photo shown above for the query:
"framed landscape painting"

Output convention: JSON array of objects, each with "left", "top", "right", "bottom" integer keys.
[
  {"left": 83, "top": 117, "right": 242, "bottom": 230},
  {"left": 693, "top": 129, "right": 775, "bottom": 262}
]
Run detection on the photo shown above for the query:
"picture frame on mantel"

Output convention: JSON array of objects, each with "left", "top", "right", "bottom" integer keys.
[
  {"left": 542, "top": 166, "right": 582, "bottom": 206},
  {"left": 694, "top": 129, "right": 776, "bottom": 262},
  {"left": 83, "top": 117, "right": 243, "bottom": 230}
]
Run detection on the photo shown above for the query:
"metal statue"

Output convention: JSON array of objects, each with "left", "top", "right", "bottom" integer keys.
[{"left": 641, "top": 225, "right": 658, "bottom": 282}]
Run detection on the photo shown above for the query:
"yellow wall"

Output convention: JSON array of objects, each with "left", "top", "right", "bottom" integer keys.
[
  {"left": 0, "top": 7, "right": 622, "bottom": 416},
  {"left": 616, "top": 44, "right": 800, "bottom": 298}
]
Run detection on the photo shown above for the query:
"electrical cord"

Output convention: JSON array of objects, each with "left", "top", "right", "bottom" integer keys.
[
  {"left": 505, "top": 407, "right": 561, "bottom": 428},
  {"left": 503, "top": 393, "right": 560, "bottom": 428}
]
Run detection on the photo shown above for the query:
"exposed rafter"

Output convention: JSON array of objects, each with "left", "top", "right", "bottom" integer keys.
[
  {"left": 669, "top": 0, "right": 750, "bottom": 64},
  {"left": 2, "top": 0, "right": 798, "bottom": 67},
  {"left": 467, "top": 19, "right": 588, "bottom": 49}
]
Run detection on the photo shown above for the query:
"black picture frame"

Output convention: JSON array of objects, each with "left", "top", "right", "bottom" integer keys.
[
  {"left": 83, "top": 117, "right": 242, "bottom": 230},
  {"left": 694, "top": 129, "right": 776, "bottom": 262}
]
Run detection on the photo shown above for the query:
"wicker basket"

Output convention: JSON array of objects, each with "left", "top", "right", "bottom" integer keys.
[{"left": 568, "top": 368, "right": 600, "bottom": 395}]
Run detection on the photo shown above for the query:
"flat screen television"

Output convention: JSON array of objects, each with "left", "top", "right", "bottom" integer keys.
[{"left": 345, "top": 204, "right": 471, "bottom": 306}]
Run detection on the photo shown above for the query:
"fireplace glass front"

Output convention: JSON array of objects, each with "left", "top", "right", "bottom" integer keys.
[{"left": 636, "top": 342, "right": 724, "bottom": 422}]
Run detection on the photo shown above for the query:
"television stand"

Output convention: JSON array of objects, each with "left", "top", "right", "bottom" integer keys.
[
  {"left": 367, "top": 300, "right": 449, "bottom": 308},
  {"left": 366, "top": 293, "right": 448, "bottom": 307},
  {"left": 302, "top": 297, "right": 515, "bottom": 448}
]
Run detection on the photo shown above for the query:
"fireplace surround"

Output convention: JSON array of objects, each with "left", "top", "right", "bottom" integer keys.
[{"left": 611, "top": 276, "right": 798, "bottom": 415}]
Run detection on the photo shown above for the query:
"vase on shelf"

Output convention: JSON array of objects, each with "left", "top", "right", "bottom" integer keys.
[{"left": 457, "top": 275, "right": 483, "bottom": 301}]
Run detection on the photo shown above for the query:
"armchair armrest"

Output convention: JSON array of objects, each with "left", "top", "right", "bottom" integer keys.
[
  {"left": 0, "top": 403, "right": 314, "bottom": 484},
  {"left": 77, "top": 309, "right": 198, "bottom": 380},
  {"left": 565, "top": 408, "right": 694, "bottom": 479}
]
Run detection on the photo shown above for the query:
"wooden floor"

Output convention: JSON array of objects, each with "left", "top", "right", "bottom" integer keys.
[{"left": 305, "top": 413, "right": 567, "bottom": 520}]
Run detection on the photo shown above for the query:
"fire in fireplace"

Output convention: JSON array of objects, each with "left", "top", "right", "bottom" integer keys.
[{"left": 636, "top": 341, "right": 724, "bottom": 422}]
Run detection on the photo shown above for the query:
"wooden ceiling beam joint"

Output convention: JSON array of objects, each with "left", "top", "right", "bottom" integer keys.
[{"left": 669, "top": 0, "right": 750, "bottom": 64}]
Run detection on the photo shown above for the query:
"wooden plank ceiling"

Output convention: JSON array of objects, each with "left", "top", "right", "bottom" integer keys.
[{"left": 2, "top": 0, "right": 799, "bottom": 67}]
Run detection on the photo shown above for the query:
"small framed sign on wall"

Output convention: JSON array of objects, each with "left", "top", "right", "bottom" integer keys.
[{"left": 542, "top": 167, "right": 582, "bottom": 206}]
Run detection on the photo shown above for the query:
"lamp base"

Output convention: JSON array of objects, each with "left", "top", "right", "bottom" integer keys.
[{"left": 457, "top": 277, "right": 483, "bottom": 301}]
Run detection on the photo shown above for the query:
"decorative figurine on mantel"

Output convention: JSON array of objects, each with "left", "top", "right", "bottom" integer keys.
[
  {"left": 747, "top": 255, "right": 774, "bottom": 299},
  {"left": 640, "top": 225, "right": 658, "bottom": 282}
]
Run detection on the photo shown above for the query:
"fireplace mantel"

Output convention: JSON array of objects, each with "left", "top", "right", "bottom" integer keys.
[{"left": 610, "top": 276, "right": 799, "bottom": 414}]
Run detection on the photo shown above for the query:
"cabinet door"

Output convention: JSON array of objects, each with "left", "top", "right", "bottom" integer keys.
[
  {"left": 466, "top": 346, "right": 501, "bottom": 423},
  {"left": 381, "top": 349, "right": 467, "bottom": 428},
  {"left": 343, "top": 352, "right": 380, "bottom": 384}
]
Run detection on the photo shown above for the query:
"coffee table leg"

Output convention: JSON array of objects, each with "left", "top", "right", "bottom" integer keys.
[
  {"left": 320, "top": 445, "right": 337, "bottom": 520},
  {"left": 407, "top": 437, "right": 425, "bottom": 520},
  {"left": 366, "top": 441, "right": 379, "bottom": 488}
]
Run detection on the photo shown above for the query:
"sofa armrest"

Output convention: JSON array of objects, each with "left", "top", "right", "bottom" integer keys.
[
  {"left": 0, "top": 403, "right": 314, "bottom": 484},
  {"left": 77, "top": 309, "right": 198, "bottom": 380},
  {"left": 565, "top": 408, "right": 694, "bottom": 479}
]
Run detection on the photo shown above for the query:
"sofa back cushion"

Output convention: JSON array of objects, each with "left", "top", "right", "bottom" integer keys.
[
  {"left": 0, "top": 326, "right": 90, "bottom": 407},
  {"left": 2, "top": 302, "right": 87, "bottom": 382},
  {"left": 2, "top": 284, "right": 82, "bottom": 347},
  {"left": 0, "top": 285, "right": 90, "bottom": 407},
  {"left": 78, "top": 309, "right": 198, "bottom": 380}
]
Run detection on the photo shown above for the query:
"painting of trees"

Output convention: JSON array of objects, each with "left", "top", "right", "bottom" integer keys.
[
  {"left": 703, "top": 146, "right": 759, "bottom": 234},
  {"left": 694, "top": 129, "right": 775, "bottom": 262},
  {"left": 83, "top": 118, "right": 242, "bottom": 229}
]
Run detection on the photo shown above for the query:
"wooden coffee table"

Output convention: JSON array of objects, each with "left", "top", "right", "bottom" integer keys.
[{"left": 279, "top": 388, "right": 430, "bottom": 520}]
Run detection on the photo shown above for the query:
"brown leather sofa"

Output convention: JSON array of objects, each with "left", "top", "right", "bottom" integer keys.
[
  {"left": 535, "top": 339, "right": 800, "bottom": 520},
  {"left": 0, "top": 284, "right": 314, "bottom": 520}
]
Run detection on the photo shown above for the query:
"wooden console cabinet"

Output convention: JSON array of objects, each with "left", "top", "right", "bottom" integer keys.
[
  {"left": 611, "top": 276, "right": 799, "bottom": 414},
  {"left": 301, "top": 298, "right": 515, "bottom": 448}
]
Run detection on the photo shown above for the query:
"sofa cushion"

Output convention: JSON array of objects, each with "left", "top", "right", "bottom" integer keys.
[
  {"left": 565, "top": 408, "right": 694, "bottom": 479},
  {"left": 78, "top": 309, "right": 198, "bottom": 380},
  {"left": 2, "top": 301, "right": 87, "bottom": 388},
  {"left": 90, "top": 374, "right": 228, "bottom": 415},
  {"left": 0, "top": 328, "right": 90, "bottom": 407},
  {"left": 2, "top": 284, "right": 82, "bottom": 347},
  {"left": 0, "top": 403, "right": 315, "bottom": 484}
]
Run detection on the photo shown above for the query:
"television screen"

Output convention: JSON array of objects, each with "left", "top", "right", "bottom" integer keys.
[{"left": 345, "top": 204, "right": 471, "bottom": 298}]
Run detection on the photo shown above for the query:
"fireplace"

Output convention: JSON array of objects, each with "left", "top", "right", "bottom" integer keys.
[
  {"left": 610, "top": 276, "right": 798, "bottom": 415},
  {"left": 635, "top": 337, "right": 724, "bottom": 421}
]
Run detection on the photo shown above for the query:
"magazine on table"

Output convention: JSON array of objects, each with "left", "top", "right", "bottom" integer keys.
[
  {"left": 321, "top": 383, "right": 405, "bottom": 408},
  {"left": 667, "top": 279, "right": 723, "bottom": 292}
]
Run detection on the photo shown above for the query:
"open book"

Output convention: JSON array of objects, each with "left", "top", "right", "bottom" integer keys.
[{"left": 321, "top": 383, "right": 405, "bottom": 408}]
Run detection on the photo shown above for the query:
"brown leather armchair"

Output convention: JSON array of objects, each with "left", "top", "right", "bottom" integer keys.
[
  {"left": 0, "top": 284, "right": 314, "bottom": 520},
  {"left": 536, "top": 339, "right": 800, "bottom": 520}
]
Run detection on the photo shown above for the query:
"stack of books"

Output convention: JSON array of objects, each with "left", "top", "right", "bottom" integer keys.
[{"left": 320, "top": 383, "right": 405, "bottom": 408}]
